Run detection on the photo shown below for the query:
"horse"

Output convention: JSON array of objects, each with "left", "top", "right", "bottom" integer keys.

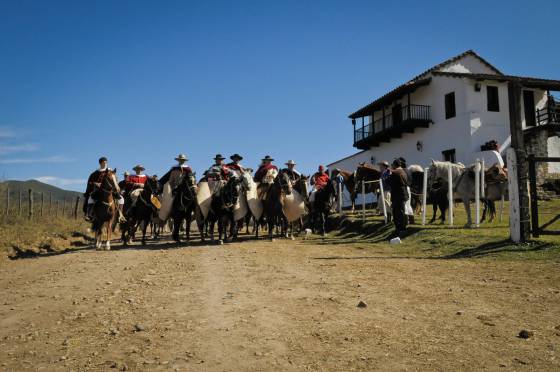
[
  {"left": 260, "top": 172, "right": 292, "bottom": 240},
  {"left": 428, "top": 178, "right": 449, "bottom": 224},
  {"left": 330, "top": 168, "right": 356, "bottom": 211},
  {"left": 481, "top": 164, "right": 508, "bottom": 223},
  {"left": 171, "top": 172, "right": 197, "bottom": 243},
  {"left": 122, "top": 176, "right": 159, "bottom": 246},
  {"left": 91, "top": 169, "right": 120, "bottom": 250},
  {"left": 355, "top": 162, "right": 382, "bottom": 201},
  {"left": 312, "top": 179, "right": 337, "bottom": 236},
  {"left": 238, "top": 170, "right": 261, "bottom": 235},
  {"left": 405, "top": 164, "right": 425, "bottom": 214},
  {"left": 291, "top": 175, "right": 310, "bottom": 235},
  {"left": 207, "top": 176, "right": 243, "bottom": 243}
]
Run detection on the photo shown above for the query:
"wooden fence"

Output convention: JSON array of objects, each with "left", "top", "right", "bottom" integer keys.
[{"left": 2, "top": 187, "right": 81, "bottom": 220}]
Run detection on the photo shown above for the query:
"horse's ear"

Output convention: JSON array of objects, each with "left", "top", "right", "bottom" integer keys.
[
  {"left": 430, "top": 159, "right": 435, "bottom": 165},
  {"left": 114, "top": 168, "right": 117, "bottom": 174}
]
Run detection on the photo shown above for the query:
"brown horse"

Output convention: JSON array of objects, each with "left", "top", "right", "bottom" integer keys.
[
  {"left": 355, "top": 163, "right": 382, "bottom": 202},
  {"left": 330, "top": 168, "right": 357, "bottom": 210},
  {"left": 91, "top": 169, "right": 120, "bottom": 250}
]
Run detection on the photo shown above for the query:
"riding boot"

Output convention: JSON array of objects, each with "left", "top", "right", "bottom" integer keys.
[{"left": 85, "top": 204, "right": 94, "bottom": 221}]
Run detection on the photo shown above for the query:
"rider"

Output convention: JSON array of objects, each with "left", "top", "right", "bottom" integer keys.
[
  {"left": 280, "top": 160, "right": 301, "bottom": 185},
  {"left": 253, "top": 155, "right": 278, "bottom": 183},
  {"left": 159, "top": 154, "right": 193, "bottom": 191},
  {"left": 309, "top": 165, "right": 330, "bottom": 203},
  {"left": 225, "top": 153, "right": 246, "bottom": 177},
  {"left": 125, "top": 164, "right": 148, "bottom": 193},
  {"left": 118, "top": 171, "right": 130, "bottom": 192},
  {"left": 83, "top": 157, "right": 125, "bottom": 222},
  {"left": 377, "top": 161, "right": 392, "bottom": 219}
]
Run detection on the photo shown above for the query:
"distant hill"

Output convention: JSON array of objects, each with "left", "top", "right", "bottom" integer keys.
[{"left": 0, "top": 180, "right": 82, "bottom": 205}]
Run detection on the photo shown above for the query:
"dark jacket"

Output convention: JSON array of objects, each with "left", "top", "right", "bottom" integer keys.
[{"left": 389, "top": 168, "right": 408, "bottom": 202}]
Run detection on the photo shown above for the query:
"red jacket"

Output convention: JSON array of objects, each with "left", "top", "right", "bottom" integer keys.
[
  {"left": 254, "top": 164, "right": 278, "bottom": 182},
  {"left": 125, "top": 174, "right": 147, "bottom": 192},
  {"left": 312, "top": 172, "right": 330, "bottom": 190}
]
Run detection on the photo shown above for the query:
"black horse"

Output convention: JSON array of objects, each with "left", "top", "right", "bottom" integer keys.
[
  {"left": 206, "top": 176, "right": 242, "bottom": 243},
  {"left": 312, "top": 179, "right": 337, "bottom": 236},
  {"left": 259, "top": 172, "right": 291, "bottom": 240},
  {"left": 171, "top": 172, "right": 197, "bottom": 243},
  {"left": 121, "top": 176, "right": 159, "bottom": 246}
]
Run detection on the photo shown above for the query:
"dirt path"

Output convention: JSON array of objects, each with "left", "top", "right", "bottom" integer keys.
[{"left": 1, "top": 235, "right": 559, "bottom": 371}]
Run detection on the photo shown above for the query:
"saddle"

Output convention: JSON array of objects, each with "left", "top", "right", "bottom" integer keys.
[{"left": 257, "top": 183, "right": 271, "bottom": 201}]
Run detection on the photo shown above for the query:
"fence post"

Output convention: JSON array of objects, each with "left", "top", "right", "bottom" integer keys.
[
  {"left": 5, "top": 186, "right": 9, "bottom": 216},
  {"left": 481, "top": 159, "right": 485, "bottom": 199},
  {"left": 28, "top": 189, "right": 33, "bottom": 220},
  {"left": 40, "top": 192, "right": 44, "bottom": 217},
  {"left": 337, "top": 183, "right": 343, "bottom": 215},
  {"left": 49, "top": 193, "right": 53, "bottom": 215},
  {"left": 507, "top": 148, "right": 521, "bottom": 242},
  {"left": 18, "top": 189, "right": 22, "bottom": 216},
  {"left": 448, "top": 164, "right": 453, "bottom": 226},
  {"left": 422, "top": 167, "right": 428, "bottom": 225},
  {"left": 74, "top": 196, "right": 80, "bottom": 219},
  {"left": 528, "top": 154, "right": 539, "bottom": 237},
  {"left": 379, "top": 179, "right": 387, "bottom": 224},
  {"left": 56, "top": 200, "right": 59, "bottom": 217},
  {"left": 62, "top": 197, "right": 66, "bottom": 217},
  {"left": 499, "top": 195, "right": 505, "bottom": 222},
  {"left": 361, "top": 181, "right": 366, "bottom": 222},
  {"left": 475, "top": 159, "right": 480, "bottom": 228}
]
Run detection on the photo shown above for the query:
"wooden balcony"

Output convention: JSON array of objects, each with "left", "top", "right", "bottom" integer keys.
[
  {"left": 353, "top": 104, "right": 432, "bottom": 149},
  {"left": 524, "top": 102, "right": 560, "bottom": 138}
]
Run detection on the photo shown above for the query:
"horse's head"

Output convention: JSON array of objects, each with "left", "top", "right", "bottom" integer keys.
[
  {"left": 276, "top": 172, "right": 292, "bottom": 195},
  {"left": 144, "top": 175, "right": 158, "bottom": 195},
  {"left": 102, "top": 169, "right": 120, "bottom": 193},
  {"left": 295, "top": 175, "right": 309, "bottom": 196},
  {"left": 486, "top": 163, "right": 508, "bottom": 183}
]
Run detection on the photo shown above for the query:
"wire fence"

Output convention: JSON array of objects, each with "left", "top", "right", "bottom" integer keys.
[{"left": 1, "top": 186, "right": 81, "bottom": 221}]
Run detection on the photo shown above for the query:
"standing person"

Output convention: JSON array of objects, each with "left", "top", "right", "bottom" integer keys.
[
  {"left": 389, "top": 158, "right": 408, "bottom": 237},
  {"left": 378, "top": 161, "right": 392, "bottom": 221},
  {"left": 253, "top": 155, "right": 278, "bottom": 183}
]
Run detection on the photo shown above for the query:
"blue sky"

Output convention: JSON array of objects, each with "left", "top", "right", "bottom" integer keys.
[{"left": 1, "top": 0, "right": 559, "bottom": 191}]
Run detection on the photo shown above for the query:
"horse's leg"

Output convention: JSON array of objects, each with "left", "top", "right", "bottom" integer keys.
[
  {"left": 463, "top": 199, "right": 472, "bottom": 227},
  {"left": 172, "top": 215, "right": 181, "bottom": 242},
  {"left": 489, "top": 200, "right": 496, "bottom": 222},
  {"left": 105, "top": 220, "right": 112, "bottom": 250}
]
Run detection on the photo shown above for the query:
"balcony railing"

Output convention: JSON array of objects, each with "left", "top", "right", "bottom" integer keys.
[
  {"left": 536, "top": 103, "right": 560, "bottom": 126},
  {"left": 354, "top": 104, "right": 431, "bottom": 145}
]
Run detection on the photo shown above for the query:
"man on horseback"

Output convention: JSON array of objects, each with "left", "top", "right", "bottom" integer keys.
[
  {"left": 280, "top": 160, "right": 301, "bottom": 185},
  {"left": 226, "top": 153, "right": 246, "bottom": 177},
  {"left": 309, "top": 165, "right": 329, "bottom": 203},
  {"left": 159, "top": 154, "right": 193, "bottom": 191},
  {"left": 124, "top": 164, "right": 149, "bottom": 211},
  {"left": 253, "top": 155, "right": 278, "bottom": 183}
]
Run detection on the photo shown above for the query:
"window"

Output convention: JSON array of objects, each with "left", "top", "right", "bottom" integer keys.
[
  {"left": 445, "top": 92, "right": 456, "bottom": 119},
  {"left": 442, "top": 149, "right": 456, "bottom": 163},
  {"left": 487, "top": 86, "right": 499, "bottom": 112}
]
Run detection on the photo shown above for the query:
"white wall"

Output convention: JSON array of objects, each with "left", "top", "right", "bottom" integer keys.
[
  {"left": 548, "top": 136, "right": 560, "bottom": 174},
  {"left": 438, "top": 54, "right": 499, "bottom": 75}
]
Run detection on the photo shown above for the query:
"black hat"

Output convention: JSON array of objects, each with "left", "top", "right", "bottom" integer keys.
[
  {"left": 99, "top": 156, "right": 108, "bottom": 163},
  {"left": 214, "top": 154, "right": 226, "bottom": 160},
  {"left": 230, "top": 153, "right": 243, "bottom": 161},
  {"left": 398, "top": 157, "right": 407, "bottom": 167},
  {"left": 261, "top": 155, "right": 274, "bottom": 162},
  {"left": 392, "top": 158, "right": 401, "bottom": 167}
]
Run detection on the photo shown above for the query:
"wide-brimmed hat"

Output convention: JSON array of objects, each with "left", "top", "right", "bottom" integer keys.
[
  {"left": 175, "top": 154, "right": 188, "bottom": 161},
  {"left": 285, "top": 160, "right": 296, "bottom": 166},
  {"left": 261, "top": 155, "right": 274, "bottom": 162},
  {"left": 123, "top": 171, "right": 130, "bottom": 176},
  {"left": 214, "top": 154, "right": 226, "bottom": 160},
  {"left": 230, "top": 153, "right": 243, "bottom": 161},
  {"left": 378, "top": 161, "right": 389, "bottom": 167},
  {"left": 133, "top": 164, "right": 145, "bottom": 171}
]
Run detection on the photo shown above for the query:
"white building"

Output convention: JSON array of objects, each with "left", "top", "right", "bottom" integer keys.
[{"left": 328, "top": 50, "right": 560, "bottom": 191}]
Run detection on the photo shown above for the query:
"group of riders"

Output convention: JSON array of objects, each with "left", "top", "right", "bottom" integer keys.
[{"left": 84, "top": 153, "right": 333, "bottom": 228}]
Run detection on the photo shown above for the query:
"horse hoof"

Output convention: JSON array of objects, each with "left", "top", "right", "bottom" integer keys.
[
  {"left": 290, "top": 236, "right": 295, "bottom": 241},
  {"left": 218, "top": 240, "right": 224, "bottom": 245}
]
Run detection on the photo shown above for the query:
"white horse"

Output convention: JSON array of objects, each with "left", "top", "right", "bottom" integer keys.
[{"left": 427, "top": 160, "right": 477, "bottom": 227}]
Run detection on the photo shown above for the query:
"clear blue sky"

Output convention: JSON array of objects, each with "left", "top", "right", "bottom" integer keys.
[{"left": 1, "top": 0, "right": 558, "bottom": 191}]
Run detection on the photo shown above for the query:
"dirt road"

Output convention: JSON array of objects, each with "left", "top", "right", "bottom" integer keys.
[{"left": 1, "top": 236, "right": 559, "bottom": 371}]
